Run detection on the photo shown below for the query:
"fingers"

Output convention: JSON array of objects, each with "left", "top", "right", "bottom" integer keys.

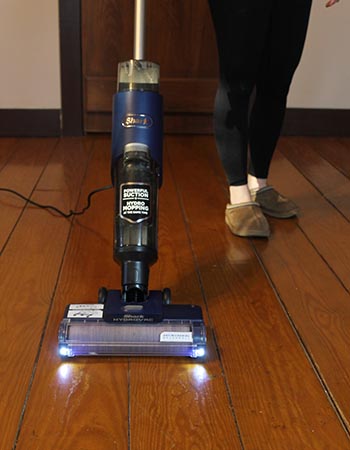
[{"left": 326, "top": 0, "right": 340, "bottom": 7}]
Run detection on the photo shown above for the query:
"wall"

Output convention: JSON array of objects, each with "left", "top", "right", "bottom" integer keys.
[
  {"left": 288, "top": 0, "right": 350, "bottom": 109},
  {"left": 0, "top": 0, "right": 61, "bottom": 109}
]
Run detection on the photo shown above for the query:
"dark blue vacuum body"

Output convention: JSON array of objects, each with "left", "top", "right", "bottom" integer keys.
[
  {"left": 112, "top": 89, "right": 163, "bottom": 175},
  {"left": 111, "top": 61, "right": 164, "bottom": 304}
]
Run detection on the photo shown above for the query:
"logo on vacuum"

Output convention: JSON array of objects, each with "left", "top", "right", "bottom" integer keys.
[
  {"left": 120, "top": 183, "right": 151, "bottom": 223},
  {"left": 122, "top": 114, "right": 153, "bottom": 129}
]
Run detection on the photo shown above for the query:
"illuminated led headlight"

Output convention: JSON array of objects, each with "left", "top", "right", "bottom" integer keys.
[
  {"left": 193, "top": 347, "right": 206, "bottom": 359},
  {"left": 58, "top": 345, "right": 73, "bottom": 358}
]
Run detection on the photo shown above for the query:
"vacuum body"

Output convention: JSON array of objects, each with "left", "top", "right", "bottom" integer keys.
[
  {"left": 58, "top": 1, "right": 206, "bottom": 359},
  {"left": 112, "top": 60, "right": 162, "bottom": 304}
]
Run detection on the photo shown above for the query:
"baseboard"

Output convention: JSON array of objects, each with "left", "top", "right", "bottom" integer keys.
[
  {"left": 0, "top": 109, "right": 61, "bottom": 137},
  {"left": 283, "top": 108, "right": 350, "bottom": 136}
]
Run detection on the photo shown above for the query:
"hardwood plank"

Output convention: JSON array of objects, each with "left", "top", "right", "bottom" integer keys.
[
  {"left": 0, "top": 138, "right": 57, "bottom": 251},
  {"left": 336, "top": 138, "right": 350, "bottom": 173},
  {"left": 15, "top": 136, "right": 242, "bottom": 450},
  {"left": 129, "top": 139, "right": 242, "bottom": 449},
  {"left": 310, "top": 137, "right": 350, "bottom": 178},
  {"left": 9, "top": 135, "right": 350, "bottom": 449},
  {"left": 15, "top": 137, "right": 128, "bottom": 450},
  {"left": 167, "top": 135, "right": 350, "bottom": 449},
  {"left": 270, "top": 147, "right": 350, "bottom": 292},
  {"left": 281, "top": 137, "right": 350, "bottom": 220},
  {"left": 252, "top": 147, "right": 350, "bottom": 429},
  {"left": 0, "top": 138, "right": 18, "bottom": 171},
  {"left": 0, "top": 138, "right": 93, "bottom": 450}
]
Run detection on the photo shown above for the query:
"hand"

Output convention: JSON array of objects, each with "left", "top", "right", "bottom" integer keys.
[{"left": 325, "top": 0, "right": 340, "bottom": 7}]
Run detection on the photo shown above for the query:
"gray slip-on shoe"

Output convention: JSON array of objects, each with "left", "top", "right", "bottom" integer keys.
[
  {"left": 251, "top": 186, "right": 299, "bottom": 219},
  {"left": 225, "top": 201, "right": 270, "bottom": 238}
]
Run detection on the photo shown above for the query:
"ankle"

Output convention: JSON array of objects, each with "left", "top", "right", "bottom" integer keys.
[
  {"left": 229, "top": 184, "right": 252, "bottom": 205},
  {"left": 248, "top": 174, "right": 267, "bottom": 193}
]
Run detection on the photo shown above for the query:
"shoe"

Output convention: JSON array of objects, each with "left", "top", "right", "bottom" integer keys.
[
  {"left": 251, "top": 186, "right": 299, "bottom": 218},
  {"left": 225, "top": 201, "right": 270, "bottom": 238}
]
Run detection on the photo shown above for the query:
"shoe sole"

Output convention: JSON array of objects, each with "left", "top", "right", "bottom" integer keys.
[
  {"left": 261, "top": 208, "right": 299, "bottom": 219},
  {"left": 225, "top": 217, "right": 270, "bottom": 238}
]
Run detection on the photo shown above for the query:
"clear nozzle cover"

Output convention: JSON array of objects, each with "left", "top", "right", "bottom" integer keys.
[{"left": 117, "top": 60, "right": 160, "bottom": 92}]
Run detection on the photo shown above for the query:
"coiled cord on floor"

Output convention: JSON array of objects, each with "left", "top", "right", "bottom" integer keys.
[{"left": 0, "top": 185, "right": 113, "bottom": 218}]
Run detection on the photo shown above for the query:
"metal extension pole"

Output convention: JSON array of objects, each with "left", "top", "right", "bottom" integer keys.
[{"left": 134, "top": 0, "right": 146, "bottom": 60}]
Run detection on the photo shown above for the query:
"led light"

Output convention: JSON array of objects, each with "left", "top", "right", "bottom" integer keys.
[
  {"left": 59, "top": 346, "right": 72, "bottom": 358},
  {"left": 193, "top": 347, "right": 206, "bottom": 358}
]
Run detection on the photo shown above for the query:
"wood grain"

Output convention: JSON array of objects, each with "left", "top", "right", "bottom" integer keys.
[
  {"left": 252, "top": 145, "right": 350, "bottom": 428},
  {"left": 0, "top": 138, "right": 17, "bottom": 171},
  {"left": 3, "top": 135, "right": 350, "bottom": 449},
  {"left": 279, "top": 146, "right": 350, "bottom": 288},
  {"left": 0, "top": 138, "right": 93, "bottom": 450},
  {"left": 83, "top": 0, "right": 217, "bottom": 77},
  {"left": 0, "top": 138, "right": 57, "bottom": 251},
  {"left": 14, "top": 137, "right": 129, "bottom": 450},
  {"left": 167, "top": 135, "right": 350, "bottom": 449},
  {"left": 145, "top": 0, "right": 217, "bottom": 78},
  {"left": 281, "top": 137, "right": 350, "bottom": 219},
  {"left": 16, "top": 137, "right": 242, "bottom": 450},
  {"left": 82, "top": 0, "right": 218, "bottom": 132},
  {"left": 276, "top": 143, "right": 350, "bottom": 291},
  {"left": 310, "top": 137, "right": 350, "bottom": 178},
  {"left": 129, "top": 140, "right": 242, "bottom": 450}
]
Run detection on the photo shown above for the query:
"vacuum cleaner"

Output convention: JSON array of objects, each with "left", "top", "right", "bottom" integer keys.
[{"left": 58, "top": 0, "right": 206, "bottom": 358}]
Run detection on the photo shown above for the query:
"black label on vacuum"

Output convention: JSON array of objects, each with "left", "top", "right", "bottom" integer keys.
[{"left": 120, "top": 183, "right": 151, "bottom": 223}]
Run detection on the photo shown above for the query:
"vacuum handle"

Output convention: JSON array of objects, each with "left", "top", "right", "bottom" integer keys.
[{"left": 134, "top": 0, "right": 146, "bottom": 60}]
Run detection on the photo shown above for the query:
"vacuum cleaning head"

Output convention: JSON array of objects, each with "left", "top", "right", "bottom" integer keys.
[{"left": 58, "top": 292, "right": 206, "bottom": 359}]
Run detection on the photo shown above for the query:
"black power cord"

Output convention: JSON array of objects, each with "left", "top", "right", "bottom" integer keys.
[{"left": 0, "top": 185, "right": 113, "bottom": 218}]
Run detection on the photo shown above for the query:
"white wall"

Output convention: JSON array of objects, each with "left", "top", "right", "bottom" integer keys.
[
  {"left": 0, "top": 0, "right": 61, "bottom": 109},
  {"left": 0, "top": 1, "right": 348, "bottom": 111},
  {"left": 288, "top": 0, "right": 350, "bottom": 109}
]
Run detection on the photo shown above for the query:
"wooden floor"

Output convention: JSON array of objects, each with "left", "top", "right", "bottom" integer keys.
[{"left": 1, "top": 135, "right": 350, "bottom": 450}]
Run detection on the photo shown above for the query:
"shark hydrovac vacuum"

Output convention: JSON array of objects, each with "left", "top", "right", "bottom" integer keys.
[{"left": 58, "top": 0, "right": 206, "bottom": 358}]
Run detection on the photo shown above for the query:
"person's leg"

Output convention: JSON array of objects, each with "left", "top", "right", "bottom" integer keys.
[
  {"left": 208, "top": 0, "right": 273, "bottom": 197},
  {"left": 247, "top": 0, "right": 312, "bottom": 218},
  {"left": 248, "top": 0, "right": 313, "bottom": 182},
  {"left": 208, "top": 0, "right": 273, "bottom": 236}
]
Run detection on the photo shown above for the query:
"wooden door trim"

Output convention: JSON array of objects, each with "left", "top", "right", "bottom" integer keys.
[{"left": 59, "top": 0, "right": 84, "bottom": 136}]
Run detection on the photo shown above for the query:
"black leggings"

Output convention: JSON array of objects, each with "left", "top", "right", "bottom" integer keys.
[{"left": 208, "top": 0, "right": 312, "bottom": 186}]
